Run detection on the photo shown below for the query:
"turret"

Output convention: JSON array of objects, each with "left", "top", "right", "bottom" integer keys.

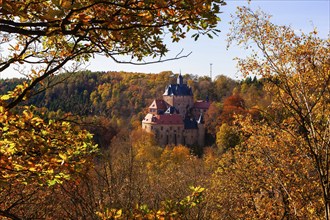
[{"left": 177, "top": 72, "right": 183, "bottom": 85}]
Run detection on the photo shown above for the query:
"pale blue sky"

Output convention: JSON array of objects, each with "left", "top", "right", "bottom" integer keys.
[
  {"left": 88, "top": 0, "right": 330, "bottom": 79},
  {"left": 1, "top": 0, "right": 329, "bottom": 79}
]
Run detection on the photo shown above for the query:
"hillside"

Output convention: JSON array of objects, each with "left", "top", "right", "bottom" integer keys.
[{"left": 2, "top": 71, "right": 263, "bottom": 149}]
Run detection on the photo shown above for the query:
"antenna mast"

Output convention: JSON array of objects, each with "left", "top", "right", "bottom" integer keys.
[{"left": 210, "top": 63, "right": 213, "bottom": 80}]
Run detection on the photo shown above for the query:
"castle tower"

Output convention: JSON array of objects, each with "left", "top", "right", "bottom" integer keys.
[
  {"left": 163, "top": 73, "right": 194, "bottom": 117},
  {"left": 142, "top": 72, "right": 210, "bottom": 148}
]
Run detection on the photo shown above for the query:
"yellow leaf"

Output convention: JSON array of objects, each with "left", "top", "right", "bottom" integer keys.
[
  {"left": 29, "top": 167, "right": 37, "bottom": 172},
  {"left": 59, "top": 153, "right": 67, "bottom": 161},
  {"left": 1, "top": 94, "right": 11, "bottom": 100}
]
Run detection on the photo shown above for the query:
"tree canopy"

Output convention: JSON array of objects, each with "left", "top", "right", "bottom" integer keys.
[
  {"left": 4, "top": 3, "right": 330, "bottom": 220},
  {"left": 217, "top": 6, "right": 330, "bottom": 218},
  {"left": 1, "top": 0, "right": 225, "bottom": 109},
  {"left": 0, "top": 0, "right": 226, "bottom": 183}
]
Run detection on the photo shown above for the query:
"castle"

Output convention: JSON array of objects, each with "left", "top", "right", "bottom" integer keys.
[{"left": 142, "top": 73, "right": 210, "bottom": 147}]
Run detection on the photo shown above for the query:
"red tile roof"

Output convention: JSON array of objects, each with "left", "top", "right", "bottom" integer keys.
[
  {"left": 156, "top": 114, "right": 183, "bottom": 125},
  {"left": 194, "top": 101, "right": 210, "bottom": 109},
  {"left": 149, "top": 99, "right": 168, "bottom": 110},
  {"left": 142, "top": 113, "right": 183, "bottom": 125}
]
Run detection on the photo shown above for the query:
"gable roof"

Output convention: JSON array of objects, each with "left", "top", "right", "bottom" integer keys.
[
  {"left": 194, "top": 100, "right": 210, "bottom": 109},
  {"left": 163, "top": 84, "right": 193, "bottom": 96},
  {"left": 164, "top": 106, "right": 179, "bottom": 114},
  {"left": 149, "top": 99, "right": 168, "bottom": 110}
]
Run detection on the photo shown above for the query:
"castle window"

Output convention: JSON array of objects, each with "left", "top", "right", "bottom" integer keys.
[
  {"left": 151, "top": 126, "right": 153, "bottom": 130},
  {"left": 170, "top": 126, "right": 172, "bottom": 130},
  {"left": 161, "top": 126, "right": 163, "bottom": 131}
]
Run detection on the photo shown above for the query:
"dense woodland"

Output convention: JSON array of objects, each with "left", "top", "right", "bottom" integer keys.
[
  {"left": 0, "top": 70, "right": 269, "bottom": 219},
  {"left": 1, "top": 0, "right": 329, "bottom": 219},
  {"left": 0, "top": 71, "right": 264, "bottom": 149}
]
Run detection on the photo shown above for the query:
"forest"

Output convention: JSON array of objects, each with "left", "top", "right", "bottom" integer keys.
[
  {"left": 1, "top": 0, "right": 330, "bottom": 219},
  {"left": 0, "top": 70, "right": 263, "bottom": 149}
]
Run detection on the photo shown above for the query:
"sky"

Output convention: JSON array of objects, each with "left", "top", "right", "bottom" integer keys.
[
  {"left": 88, "top": 0, "right": 330, "bottom": 80},
  {"left": 1, "top": 0, "right": 329, "bottom": 80}
]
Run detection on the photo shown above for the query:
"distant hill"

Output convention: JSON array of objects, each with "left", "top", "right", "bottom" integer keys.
[
  {"left": 0, "top": 71, "right": 241, "bottom": 118},
  {"left": 2, "top": 71, "right": 263, "bottom": 148}
]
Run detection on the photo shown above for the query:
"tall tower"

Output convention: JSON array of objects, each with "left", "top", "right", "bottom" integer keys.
[
  {"left": 210, "top": 63, "right": 213, "bottom": 80},
  {"left": 163, "top": 72, "right": 193, "bottom": 116}
]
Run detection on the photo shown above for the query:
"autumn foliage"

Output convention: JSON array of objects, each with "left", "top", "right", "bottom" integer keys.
[
  {"left": 1, "top": 3, "right": 329, "bottom": 220},
  {"left": 217, "top": 6, "right": 330, "bottom": 219},
  {"left": 1, "top": 0, "right": 228, "bottom": 218}
]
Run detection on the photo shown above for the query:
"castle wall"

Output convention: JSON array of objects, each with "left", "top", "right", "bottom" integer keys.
[
  {"left": 163, "top": 95, "right": 194, "bottom": 116},
  {"left": 142, "top": 121, "right": 184, "bottom": 146},
  {"left": 183, "top": 129, "right": 198, "bottom": 146},
  {"left": 142, "top": 121, "right": 153, "bottom": 133},
  {"left": 198, "top": 124, "right": 205, "bottom": 147},
  {"left": 156, "top": 124, "right": 184, "bottom": 146}
]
